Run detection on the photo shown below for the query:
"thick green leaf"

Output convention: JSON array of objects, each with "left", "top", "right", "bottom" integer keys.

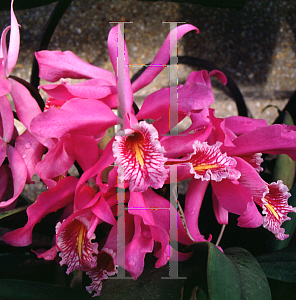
[
  {"left": 0, "top": 279, "right": 93, "bottom": 300},
  {"left": 272, "top": 111, "right": 296, "bottom": 190},
  {"left": 0, "top": 204, "right": 30, "bottom": 220},
  {"left": 225, "top": 247, "right": 271, "bottom": 300},
  {"left": 256, "top": 245, "right": 296, "bottom": 282},
  {"left": 206, "top": 242, "right": 241, "bottom": 300}
]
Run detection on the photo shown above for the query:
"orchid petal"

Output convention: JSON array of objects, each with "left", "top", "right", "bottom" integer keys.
[
  {"left": 72, "top": 135, "right": 99, "bottom": 172},
  {"left": 132, "top": 24, "right": 199, "bottom": 93},
  {"left": 2, "top": 176, "right": 78, "bottom": 246},
  {"left": 184, "top": 140, "right": 240, "bottom": 182},
  {"left": 262, "top": 181, "right": 296, "bottom": 240},
  {"left": 0, "top": 62, "right": 11, "bottom": 96},
  {"left": 86, "top": 248, "right": 117, "bottom": 297},
  {"left": 113, "top": 121, "right": 168, "bottom": 192},
  {"left": 212, "top": 190, "right": 229, "bottom": 225},
  {"left": 184, "top": 179, "right": 209, "bottom": 241},
  {"left": 30, "top": 98, "right": 118, "bottom": 138},
  {"left": 237, "top": 201, "right": 263, "bottom": 228},
  {"left": 124, "top": 216, "right": 154, "bottom": 279},
  {"left": 5, "top": 0, "right": 19, "bottom": 76},
  {"left": 226, "top": 124, "right": 296, "bottom": 160},
  {"left": 0, "top": 138, "right": 6, "bottom": 166},
  {"left": 91, "top": 196, "right": 116, "bottom": 226},
  {"left": 160, "top": 125, "right": 212, "bottom": 158},
  {"left": 0, "top": 165, "right": 8, "bottom": 200},
  {"left": 15, "top": 130, "right": 46, "bottom": 182},
  {"left": 0, "top": 145, "right": 26, "bottom": 208},
  {"left": 211, "top": 179, "right": 253, "bottom": 215},
  {"left": 33, "top": 246, "right": 58, "bottom": 261},
  {"left": 108, "top": 24, "right": 133, "bottom": 115},
  {"left": 36, "top": 134, "right": 74, "bottom": 180},
  {"left": 9, "top": 78, "right": 42, "bottom": 129},
  {"left": 56, "top": 216, "right": 98, "bottom": 274},
  {"left": 0, "top": 95, "right": 13, "bottom": 142},
  {"left": 35, "top": 50, "right": 116, "bottom": 83},
  {"left": 224, "top": 116, "right": 268, "bottom": 136}
]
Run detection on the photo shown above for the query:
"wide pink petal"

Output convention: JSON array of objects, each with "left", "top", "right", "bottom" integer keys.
[
  {"left": 0, "top": 95, "right": 14, "bottom": 142},
  {"left": 36, "top": 134, "right": 74, "bottom": 180},
  {"left": 71, "top": 135, "right": 99, "bottom": 172},
  {"left": 15, "top": 130, "right": 46, "bottom": 182},
  {"left": 35, "top": 50, "right": 116, "bottom": 83},
  {"left": 91, "top": 196, "right": 116, "bottom": 226},
  {"left": 131, "top": 24, "right": 199, "bottom": 93},
  {"left": 41, "top": 79, "right": 117, "bottom": 101},
  {"left": 226, "top": 124, "right": 296, "bottom": 160},
  {"left": 5, "top": 0, "right": 19, "bottom": 76},
  {"left": 211, "top": 179, "right": 253, "bottom": 215},
  {"left": 2, "top": 176, "right": 78, "bottom": 246},
  {"left": 224, "top": 116, "right": 268, "bottom": 136},
  {"left": 9, "top": 78, "right": 42, "bottom": 129},
  {"left": 30, "top": 98, "right": 118, "bottom": 138},
  {"left": 0, "top": 145, "right": 27, "bottom": 208},
  {"left": 237, "top": 201, "right": 263, "bottom": 228}
]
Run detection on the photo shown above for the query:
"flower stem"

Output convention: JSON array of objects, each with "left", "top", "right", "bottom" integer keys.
[{"left": 215, "top": 224, "right": 226, "bottom": 247}]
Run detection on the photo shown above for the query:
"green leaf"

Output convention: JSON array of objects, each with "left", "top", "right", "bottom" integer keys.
[
  {"left": 272, "top": 111, "right": 296, "bottom": 190},
  {"left": 0, "top": 279, "right": 93, "bottom": 300},
  {"left": 0, "top": 204, "right": 30, "bottom": 220},
  {"left": 225, "top": 248, "right": 271, "bottom": 300},
  {"left": 256, "top": 245, "right": 296, "bottom": 283},
  {"left": 206, "top": 242, "right": 241, "bottom": 300}
]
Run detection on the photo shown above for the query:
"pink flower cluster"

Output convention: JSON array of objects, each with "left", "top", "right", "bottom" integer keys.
[{"left": 2, "top": 1, "right": 296, "bottom": 297}]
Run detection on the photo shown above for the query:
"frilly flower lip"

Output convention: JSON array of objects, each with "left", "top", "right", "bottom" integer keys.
[
  {"left": 260, "top": 180, "right": 296, "bottom": 240},
  {"left": 187, "top": 140, "right": 241, "bottom": 181},
  {"left": 86, "top": 248, "right": 117, "bottom": 297},
  {"left": 56, "top": 216, "right": 98, "bottom": 275},
  {"left": 112, "top": 121, "right": 168, "bottom": 192}
]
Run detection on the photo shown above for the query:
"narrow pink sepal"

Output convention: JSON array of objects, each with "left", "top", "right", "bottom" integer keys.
[
  {"left": 0, "top": 95, "right": 14, "bottom": 142},
  {"left": 212, "top": 190, "right": 228, "bottom": 225},
  {"left": 124, "top": 216, "right": 154, "bottom": 279},
  {"left": 35, "top": 50, "right": 116, "bottom": 83},
  {"left": 184, "top": 179, "right": 209, "bottom": 241},
  {"left": 0, "top": 62, "right": 11, "bottom": 96},
  {"left": 108, "top": 25, "right": 133, "bottom": 115},
  {"left": 132, "top": 24, "right": 199, "bottom": 93},
  {"left": 30, "top": 98, "right": 118, "bottom": 138},
  {"left": 0, "top": 138, "right": 6, "bottom": 166},
  {"left": 33, "top": 246, "right": 57, "bottom": 260},
  {"left": 2, "top": 176, "right": 78, "bottom": 246},
  {"left": 0, "top": 145, "right": 27, "bottom": 208},
  {"left": 0, "top": 165, "right": 8, "bottom": 200},
  {"left": 5, "top": 0, "right": 19, "bottom": 76}
]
